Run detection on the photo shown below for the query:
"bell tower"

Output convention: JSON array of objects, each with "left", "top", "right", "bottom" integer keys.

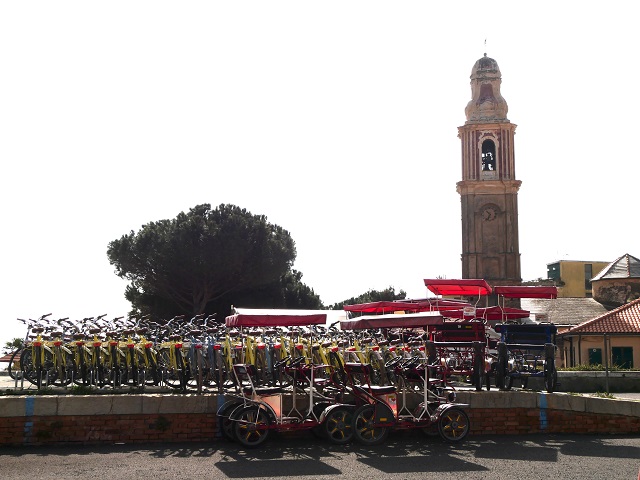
[{"left": 457, "top": 54, "right": 522, "bottom": 286}]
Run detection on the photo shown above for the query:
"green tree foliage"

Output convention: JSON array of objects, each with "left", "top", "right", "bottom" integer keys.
[
  {"left": 223, "top": 269, "right": 322, "bottom": 311},
  {"left": 107, "top": 203, "right": 320, "bottom": 318},
  {"left": 3, "top": 338, "right": 23, "bottom": 354},
  {"left": 327, "top": 286, "right": 406, "bottom": 311}
]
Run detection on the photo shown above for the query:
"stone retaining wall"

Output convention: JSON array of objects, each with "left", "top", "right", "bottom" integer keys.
[{"left": 0, "top": 392, "right": 638, "bottom": 446}]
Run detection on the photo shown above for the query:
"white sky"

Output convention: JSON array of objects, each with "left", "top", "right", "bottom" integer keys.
[{"left": 2, "top": 2, "right": 639, "bottom": 346}]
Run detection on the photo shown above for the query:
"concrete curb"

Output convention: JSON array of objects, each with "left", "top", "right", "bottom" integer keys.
[{"left": 2, "top": 391, "right": 638, "bottom": 418}]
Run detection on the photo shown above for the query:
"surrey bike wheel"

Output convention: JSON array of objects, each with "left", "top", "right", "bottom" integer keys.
[
  {"left": 353, "top": 405, "right": 389, "bottom": 446},
  {"left": 324, "top": 406, "right": 354, "bottom": 445},
  {"left": 218, "top": 401, "right": 243, "bottom": 441},
  {"left": 232, "top": 406, "right": 271, "bottom": 448},
  {"left": 438, "top": 407, "right": 470, "bottom": 443}
]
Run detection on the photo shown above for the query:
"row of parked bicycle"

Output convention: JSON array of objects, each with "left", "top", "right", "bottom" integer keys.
[
  {"left": 6, "top": 312, "right": 446, "bottom": 391},
  {"left": 7, "top": 302, "right": 558, "bottom": 397}
]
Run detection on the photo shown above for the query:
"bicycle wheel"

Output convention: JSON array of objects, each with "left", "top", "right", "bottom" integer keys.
[
  {"left": 232, "top": 406, "right": 271, "bottom": 448},
  {"left": 383, "top": 352, "right": 398, "bottom": 386},
  {"left": 328, "top": 351, "right": 346, "bottom": 386},
  {"left": 438, "top": 407, "right": 469, "bottom": 443},
  {"left": 143, "top": 349, "right": 161, "bottom": 386},
  {"left": 473, "top": 355, "right": 483, "bottom": 391},
  {"left": 353, "top": 405, "right": 389, "bottom": 446},
  {"left": 367, "top": 354, "right": 385, "bottom": 386},
  {"left": 505, "top": 374, "right": 515, "bottom": 390},
  {"left": 72, "top": 349, "right": 90, "bottom": 386},
  {"left": 7, "top": 349, "right": 23, "bottom": 380},
  {"left": 19, "top": 348, "right": 37, "bottom": 386},
  {"left": 323, "top": 406, "right": 354, "bottom": 445},
  {"left": 253, "top": 349, "right": 268, "bottom": 385},
  {"left": 544, "top": 359, "right": 557, "bottom": 393},
  {"left": 157, "top": 349, "right": 181, "bottom": 389},
  {"left": 52, "top": 348, "right": 73, "bottom": 387}
]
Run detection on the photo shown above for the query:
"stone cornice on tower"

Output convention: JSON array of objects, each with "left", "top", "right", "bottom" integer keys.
[{"left": 456, "top": 179, "right": 522, "bottom": 195}]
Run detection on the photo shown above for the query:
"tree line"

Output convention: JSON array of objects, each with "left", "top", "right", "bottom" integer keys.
[{"left": 107, "top": 203, "right": 405, "bottom": 320}]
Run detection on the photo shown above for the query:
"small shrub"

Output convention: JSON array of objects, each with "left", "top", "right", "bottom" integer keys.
[
  {"left": 592, "top": 391, "right": 615, "bottom": 399},
  {"left": 69, "top": 385, "right": 93, "bottom": 395},
  {"left": 560, "top": 364, "right": 624, "bottom": 372}
]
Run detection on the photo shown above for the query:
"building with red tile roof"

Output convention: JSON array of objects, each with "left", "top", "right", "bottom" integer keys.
[{"left": 559, "top": 297, "right": 640, "bottom": 369}]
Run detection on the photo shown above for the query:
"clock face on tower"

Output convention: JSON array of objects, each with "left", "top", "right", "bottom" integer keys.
[{"left": 482, "top": 207, "right": 497, "bottom": 221}]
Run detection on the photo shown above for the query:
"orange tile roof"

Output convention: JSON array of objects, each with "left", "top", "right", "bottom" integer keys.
[{"left": 563, "top": 297, "right": 640, "bottom": 335}]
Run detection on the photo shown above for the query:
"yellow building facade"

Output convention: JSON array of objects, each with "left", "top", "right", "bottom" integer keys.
[{"left": 547, "top": 260, "right": 609, "bottom": 298}]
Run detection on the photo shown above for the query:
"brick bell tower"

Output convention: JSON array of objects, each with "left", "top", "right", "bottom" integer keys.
[{"left": 457, "top": 53, "right": 522, "bottom": 287}]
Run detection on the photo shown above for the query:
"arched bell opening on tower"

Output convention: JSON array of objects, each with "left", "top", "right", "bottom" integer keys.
[{"left": 481, "top": 140, "right": 496, "bottom": 172}]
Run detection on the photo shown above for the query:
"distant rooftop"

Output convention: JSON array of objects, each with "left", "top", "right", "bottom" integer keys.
[
  {"left": 591, "top": 253, "right": 640, "bottom": 281},
  {"left": 521, "top": 298, "right": 608, "bottom": 327}
]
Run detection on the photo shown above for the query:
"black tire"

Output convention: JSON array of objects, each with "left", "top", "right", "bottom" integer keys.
[
  {"left": 7, "top": 349, "right": 23, "bottom": 380},
  {"left": 438, "top": 407, "right": 470, "bottom": 443},
  {"left": 323, "top": 407, "right": 354, "bottom": 444},
  {"left": 72, "top": 347, "right": 90, "bottom": 386},
  {"left": 20, "top": 347, "right": 39, "bottom": 386},
  {"left": 383, "top": 352, "right": 399, "bottom": 386},
  {"left": 473, "top": 345, "right": 484, "bottom": 391},
  {"left": 473, "top": 360, "right": 483, "bottom": 391},
  {"left": 218, "top": 402, "right": 242, "bottom": 441},
  {"left": 496, "top": 343, "right": 508, "bottom": 390},
  {"left": 232, "top": 406, "right": 271, "bottom": 448},
  {"left": 544, "top": 359, "right": 557, "bottom": 393},
  {"left": 495, "top": 358, "right": 505, "bottom": 390},
  {"left": 485, "top": 372, "right": 491, "bottom": 391},
  {"left": 157, "top": 349, "right": 182, "bottom": 389},
  {"left": 328, "top": 351, "right": 346, "bottom": 386},
  {"left": 142, "top": 349, "right": 161, "bottom": 387},
  {"left": 254, "top": 350, "right": 268, "bottom": 385},
  {"left": 52, "top": 349, "right": 73, "bottom": 387},
  {"left": 505, "top": 374, "right": 514, "bottom": 391},
  {"left": 353, "top": 405, "right": 389, "bottom": 446},
  {"left": 368, "top": 354, "right": 385, "bottom": 386}
]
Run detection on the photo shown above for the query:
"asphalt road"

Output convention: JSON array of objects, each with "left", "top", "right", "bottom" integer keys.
[{"left": 1, "top": 433, "right": 639, "bottom": 480}]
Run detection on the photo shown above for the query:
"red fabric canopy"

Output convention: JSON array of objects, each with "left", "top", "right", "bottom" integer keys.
[
  {"left": 443, "top": 305, "right": 530, "bottom": 321},
  {"left": 493, "top": 286, "right": 558, "bottom": 299},
  {"left": 340, "top": 312, "right": 444, "bottom": 330},
  {"left": 343, "top": 301, "right": 432, "bottom": 313},
  {"left": 226, "top": 312, "right": 327, "bottom": 327},
  {"left": 424, "top": 279, "right": 492, "bottom": 296},
  {"left": 343, "top": 299, "right": 471, "bottom": 313}
]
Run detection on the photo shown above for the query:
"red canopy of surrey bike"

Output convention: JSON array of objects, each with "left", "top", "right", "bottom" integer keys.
[
  {"left": 443, "top": 305, "right": 530, "bottom": 321},
  {"left": 424, "top": 279, "right": 492, "bottom": 296},
  {"left": 225, "top": 309, "right": 327, "bottom": 327},
  {"left": 340, "top": 312, "right": 444, "bottom": 330},
  {"left": 343, "top": 299, "right": 471, "bottom": 314},
  {"left": 493, "top": 286, "right": 558, "bottom": 299}
]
